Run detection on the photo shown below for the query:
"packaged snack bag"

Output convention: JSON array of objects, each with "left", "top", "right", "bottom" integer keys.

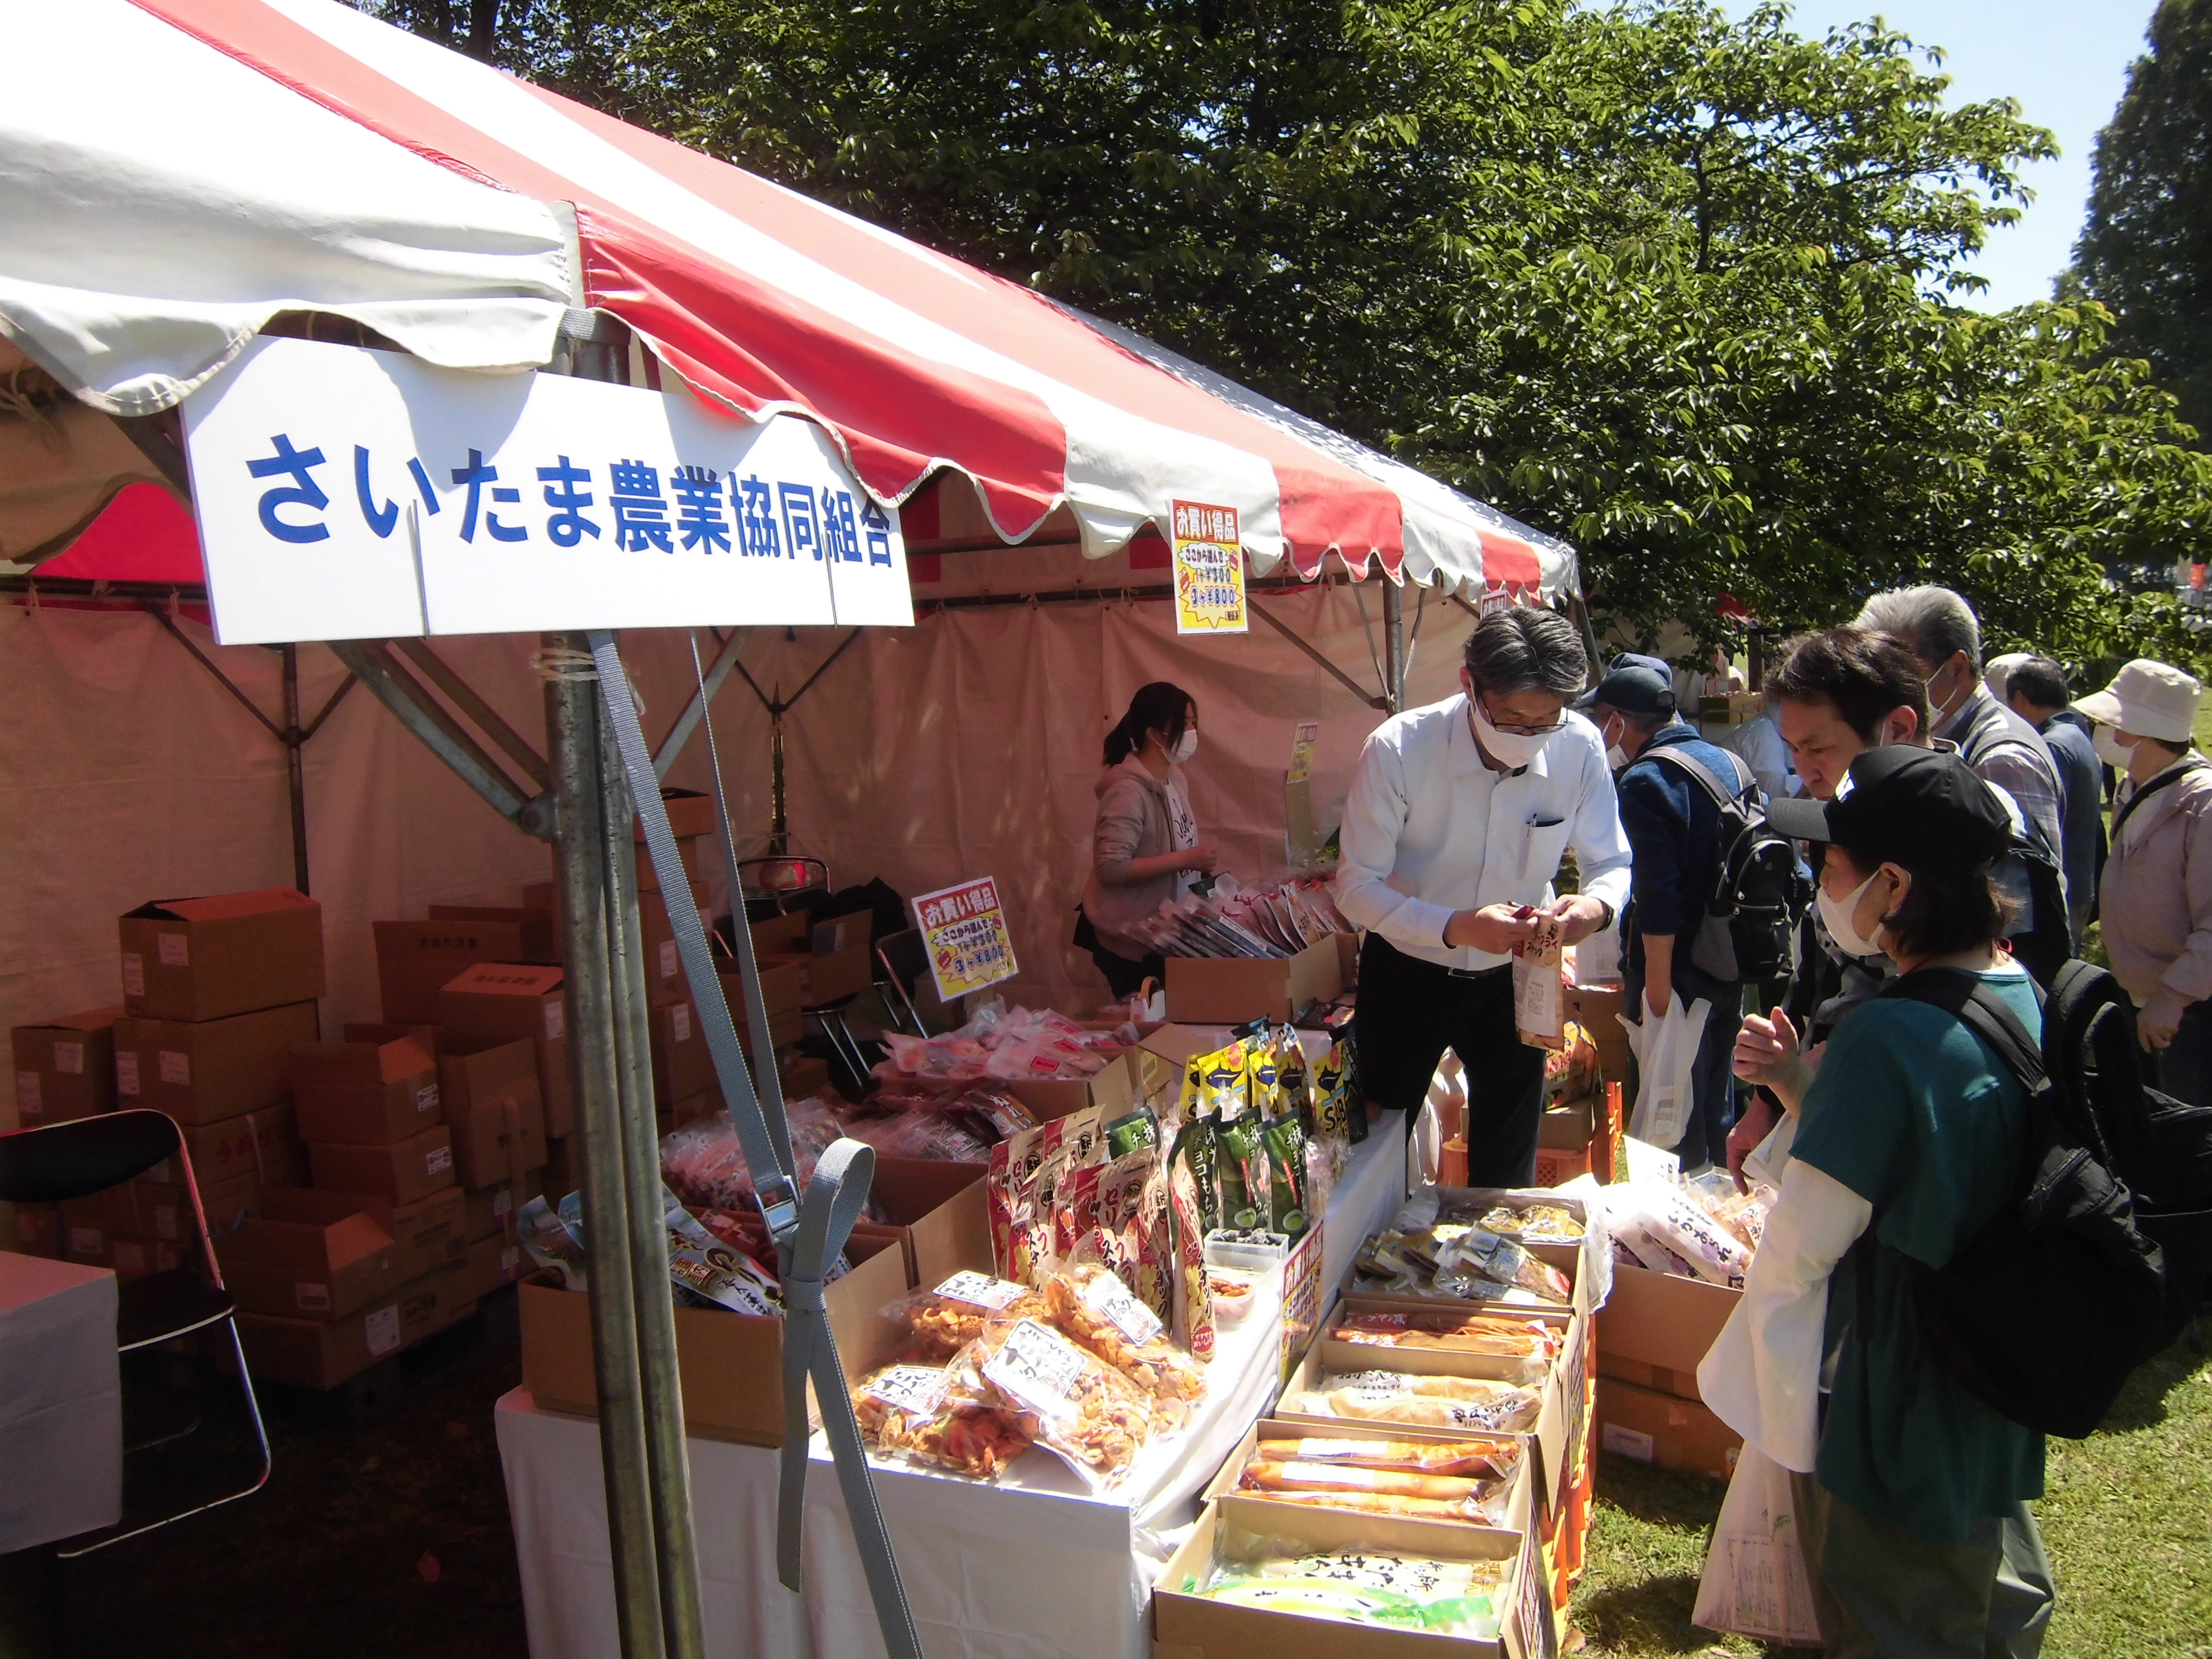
[
  {"left": 1289, "top": 1369, "right": 1544, "bottom": 1434},
  {"left": 950, "top": 1316, "right": 1153, "bottom": 1491},
  {"left": 1166, "top": 1122, "right": 1216, "bottom": 1360},
  {"left": 853, "top": 1358, "right": 1032, "bottom": 1478},
  {"left": 1262, "top": 1106, "right": 1310, "bottom": 1238},
  {"left": 1212, "top": 1108, "right": 1269, "bottom": 1232},
  {"left": 661, "top": 1188, "right": 783, "bottom": 1315},
  {"left": 885, "top": 1272, "right": 1048, "bottom": 1360},
  {"left": 517, "top": 1194, "right": 588, "bottom": 1290},
  {"left": 1042, "top": 1262, "right": 1206, "bottom": 1425}
]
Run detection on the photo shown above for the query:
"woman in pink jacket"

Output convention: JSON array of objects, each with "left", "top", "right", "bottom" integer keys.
[
  {"left": 2075, "top": 659, "right": 2212, "bottom": 1104},
  {"left": 1073, "top": 682, "right": 1219, "bottom": 998}
]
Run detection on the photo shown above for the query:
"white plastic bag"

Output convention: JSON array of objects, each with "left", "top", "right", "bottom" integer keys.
[
  {"left": 1694, "top": 1443, "right": 1823, "bottom": 1645},
  {"left": 1624, "top": 994, "right": 1710, "bottom": 1151}
]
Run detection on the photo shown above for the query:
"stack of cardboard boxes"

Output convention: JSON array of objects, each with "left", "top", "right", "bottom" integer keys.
[{"left": 8, "top": 890, "right": 325, "bottom": 1277}]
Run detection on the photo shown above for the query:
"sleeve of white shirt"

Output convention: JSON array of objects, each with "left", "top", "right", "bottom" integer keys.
[
  {"left": 1334, "top": 727, "right": 1455, "bottom": 950},
  {"left": 1565, "top": 737, "right": 1633, "bottom": 915},
  {"left": 1695, "top": 1158, "right": 1873, "bottom": 1472}
]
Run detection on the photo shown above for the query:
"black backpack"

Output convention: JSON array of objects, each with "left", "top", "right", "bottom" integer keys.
[
  {"left": 1874, "top": 964, "right": 2212, "bottom": 1438},
  {"left": 1643, "top": 746, "right": 1811, "bottom": 984}
]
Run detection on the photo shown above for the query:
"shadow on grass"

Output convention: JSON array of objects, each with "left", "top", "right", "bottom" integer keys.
[
  {"left": 1592, "top": 1451, "right": 1729, "bottom": 1530},
  {"left": 2095, "top": 1325, "right": 2209, "bottom": 1434}
]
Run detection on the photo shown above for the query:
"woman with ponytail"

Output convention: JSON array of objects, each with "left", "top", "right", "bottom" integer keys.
[{"left": 1074, "top": 682, "right": 1218, "bottom": 997}]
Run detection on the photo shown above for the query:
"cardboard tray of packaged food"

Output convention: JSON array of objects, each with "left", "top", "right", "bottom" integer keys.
[
  {"left": 1315, "top": 1293, "right": 1575, "bottom": 1388},
  {"left": 1153, "top": 1495, "right": 1543, "bottom": 1659},
  {"left": 518, "top": 1226, "right": 909, "bottom": 1447},
  {"left": 1594, "top": 1261, "right": 1740, "bottom": 1401},
  {"left": 1273, "top": 1320, "right": 1575, "bottom": 1510},
  {"left": 1164, "top": 935, "right": 1344, "bottom": 1026},
  {"left": 1201, "top": 1416, "right": 1537, "bottom": 1540}
]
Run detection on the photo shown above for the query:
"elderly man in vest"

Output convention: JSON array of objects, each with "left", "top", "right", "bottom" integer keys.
[{"left": 1853, "top": 586, "right": 2071, "bottom": 979}]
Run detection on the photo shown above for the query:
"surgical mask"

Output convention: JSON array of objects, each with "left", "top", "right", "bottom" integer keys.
[
  {"left": 1929, "top": 663, "right": 1971, "bottom": 726},
  {"left": 1816, "top": 870, "right": 1888, "bottom": 959},
  {"left": 1169, "top": 729, "right": 1200, "bottom": 764},
  {"left": 2094, "top": 726, "right": 2133, "bottom": 770},
  {"left": 1471, "top": 698, "right": 1558, "bottom": 770},
  {"left": 1602, "top": 717, "right": 1630, "bottom": 771}
]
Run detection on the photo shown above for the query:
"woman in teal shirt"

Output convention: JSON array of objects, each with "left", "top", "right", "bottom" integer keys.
[{"left": 1702, "top": 746, "right": 2053, "bottom": 1656}]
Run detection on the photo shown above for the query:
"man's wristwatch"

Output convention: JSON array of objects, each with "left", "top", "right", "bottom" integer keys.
[{"left": 1592, "top": 898, "right": 1615, "bottom": 932}]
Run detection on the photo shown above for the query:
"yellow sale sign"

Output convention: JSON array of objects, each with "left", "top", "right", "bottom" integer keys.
[{"left": 1170, "top": 500, "right": 1247, "bottom": 635}]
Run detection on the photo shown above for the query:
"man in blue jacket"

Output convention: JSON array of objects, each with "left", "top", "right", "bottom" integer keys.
[{"left": 1583, "top": 661, "right": 1746, "bottom": 1171}]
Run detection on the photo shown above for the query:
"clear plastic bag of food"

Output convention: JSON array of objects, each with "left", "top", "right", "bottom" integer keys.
[
  {"left": 884, "top": 1271, "right": 1048, "bottom": 1361},
  {"left": 1199, "top": 1518, "right": 1510, "bottom": 1639},
  {"left": 660, "top": 1094, "right": 845, "bottom": 1213},
  {"left": 852, "top": 1360, "right": 1034, "bottom": 1479},
  {"left": 1432, "top": 1230, "right": 1574, "bottom": 1305},
  {"left": 1289, "top": 1369, "right": 1544, "bottom": 1433},
  {"left": 950, "top": 1316, "right": 1153, "bottom": 1491},
  {"left": 1473, "top": 1201, "right": 1586, "bottom": 1242},
  {"left": 1330, "top": 1310, "right": 1562, "bottom": 1379},
  {"left": 1235, "top": 1455, "right": 1515, "bottom": 1526},
  {"left": 1042, "top": 1262, "right": 1206, "bottom": 1425},
  {"left": 662, "top": 1188, "right": 783, "bottom": 1315},
  {"left": 850, "top": 1108, "right": 994, "bottom": 1164},
  {"left": 1243, "top": 1434, "right": 1523, "bottom": 1481},
  {"left": 516, "top": 1194, "right": 588, "bottom": 1290}
]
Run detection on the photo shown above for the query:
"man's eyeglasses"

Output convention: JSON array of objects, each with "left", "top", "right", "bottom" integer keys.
[{"left": 1478, "top": 696, "right": 1568, "bottom": 738}]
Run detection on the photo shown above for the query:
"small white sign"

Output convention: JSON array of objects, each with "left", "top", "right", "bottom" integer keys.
[
  {"left": 365, "top": 1306, "right": 402, "bottom": 1357},
  {"left": 52, "top": 1042, "right": 84, "bottom": 1076},
  {"left": 116, "top": 1053, "right": 142, "bottom": 1097},
  {"left": 658, "top": 941, "right": 679, "bottom": 981},
  {"left": 427, "top": 1145, "right": 453, "bottom": 1175},
  {"left": 543, "top": 1003, "right": 565, "bottom": 1041},
  {"left": 1080, "top": 1269, "right": 1165, "bottom": 1348},
  {"left": 157, "top": 932, "right": 191, "bottom": 967},
  {"left": 866, "top": 1364, "right": 951, "bottom": 1419},
  {"left": 983, "top": 1320, "right": 1087, "bottom": 1420},
  {"left": 182, "top": 337, "right": 913, "bottom": 643},
  {"left": 296, "top": 1282, "right": 331, "bottom": 1312},
  {"left": 159, "top": 1050, "right": 192, "bottom": 1087},
  {"left": 934, "top": 1271, "right": 1028, "bottom": 1310},
  {"left": 16, "top": 1072, "right": 39, "bottom": 1117},
  {"left": 673, "top": 1004, "right": 693, "bottom": 1044},
  {"left": 415, "top": 1083, "right": 441, "bottom": 1116},
  {"left": 120, "top": 954, "right": 145, "bottom": 998}
]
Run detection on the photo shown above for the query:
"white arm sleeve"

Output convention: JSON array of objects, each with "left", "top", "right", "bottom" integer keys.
[{"left": 1695, "top": 1158, "right": 1874, "bottom": 1472}]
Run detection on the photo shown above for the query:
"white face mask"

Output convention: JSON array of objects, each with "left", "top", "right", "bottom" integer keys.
[
  {"left": 1817, "top": 869, "right": 1889, "bottom": 959},
  {"left": 1471, "top": 697, "right": 1558, "bottom": 770},
  {"left": 1168, "top": 729, "right": 1200, "bottom": 764},
  {"left": 2094, "top": 726, "right": 2133, "bottom": 770}
]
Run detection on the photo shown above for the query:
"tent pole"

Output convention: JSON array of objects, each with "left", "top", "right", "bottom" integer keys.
[
  {"left": 1382, "top": 581, "right": 1407, "bottom": 714},
  {"left": 543, "top": 636, "right": 667, "bottom": 1659},
  {"left": 596, "top": 713, "right": 710, "bottom": 1659},
  {"left": 280, "top": 643, "right": 310, "bottom": 893}
]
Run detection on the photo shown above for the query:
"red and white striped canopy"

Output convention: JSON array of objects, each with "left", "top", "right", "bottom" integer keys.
[{"left": 2, "top": 0, "right": 1576, "bottom": 600}]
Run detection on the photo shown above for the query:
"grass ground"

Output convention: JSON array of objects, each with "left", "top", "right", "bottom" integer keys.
[{"left": 1571, "top": 1331, "right": 2212, "bottom": 1657}]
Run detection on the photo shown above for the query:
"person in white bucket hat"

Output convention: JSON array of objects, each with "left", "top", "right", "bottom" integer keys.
[{"left": 2075, "top": 658, "right": 2212, "bottom": 1098}]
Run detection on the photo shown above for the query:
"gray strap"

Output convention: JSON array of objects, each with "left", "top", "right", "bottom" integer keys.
[
  {"left": 586, "top": 633, "right": 921, "bottom": 1659},
  {"left": 1645, "top": 743, "right": 1753, "bottom": 804}
]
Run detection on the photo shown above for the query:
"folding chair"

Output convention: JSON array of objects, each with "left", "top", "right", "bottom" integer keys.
[
  {"left": 875, "top": 928, "right": 936, "bottom": 1037},
  {"left": 0, "top": 1110, "right": 272, "bottom": 1554}
]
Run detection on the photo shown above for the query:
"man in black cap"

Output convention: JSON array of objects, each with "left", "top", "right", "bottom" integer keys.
[{"left": 1583, "top": 660, "right": 1754, "bottom": 1171}]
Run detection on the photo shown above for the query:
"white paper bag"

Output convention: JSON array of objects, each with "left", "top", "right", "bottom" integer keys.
[
  {"left": 1694, "top": 1443, "right": 1824, "bottom": 1645},
  {"left": 1625, "top": 994, "right": 1709, "bottom": 1151}
]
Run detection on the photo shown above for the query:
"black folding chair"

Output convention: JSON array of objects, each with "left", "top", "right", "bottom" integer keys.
[
  {"left": 875, "top": 927, "right": 970, "bottom": 1038},
  {"left": 0, "top": 1109, "right": 272, "bottom": 1554}
]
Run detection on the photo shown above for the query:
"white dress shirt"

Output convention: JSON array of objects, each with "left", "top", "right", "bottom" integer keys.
[{"left": 1334, "top": 693, "right": 1634, "bottom": 971}]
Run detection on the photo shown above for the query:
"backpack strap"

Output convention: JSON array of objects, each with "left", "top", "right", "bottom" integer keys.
[
  {"left": 2111, "top": 759, "right": 2208, "bottom": 842},
  {"left": 1644, "top": 744, "right": 1755, "bottom": 806},
  {"left": 1879, "top": 970, "right": 2048, "bottom": 1091}
]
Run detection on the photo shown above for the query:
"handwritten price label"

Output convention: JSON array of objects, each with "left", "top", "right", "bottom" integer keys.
[
  {"left": 866, "top": 1365, "right": 950, "bottom": 1419},
  {"left": 1080, "top": 1269, "right": 1165, "bottom": 1348},
  {"left": 983, "top": 1319, "right": 1088, "bottom": 1419},
  {"left": 934, "top": 1271, "right": 1028, "bottom": 1310}
]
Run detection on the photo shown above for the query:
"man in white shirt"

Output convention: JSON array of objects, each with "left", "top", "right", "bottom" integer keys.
[{"left": 1334, "top": 607, "right": 1633, "bottom": 1185}]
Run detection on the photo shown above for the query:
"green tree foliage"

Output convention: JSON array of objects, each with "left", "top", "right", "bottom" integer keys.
[
  {"left": 2073, "top": 0, "right": 2212, "bottom": 445},
  {"left": 371, "top": 0, "right": 2212, "bottom": 666}
]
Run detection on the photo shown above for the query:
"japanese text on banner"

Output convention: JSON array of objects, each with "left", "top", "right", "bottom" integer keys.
[
  {"left": 914, "top": 878, "right": 1019, "bottom": 1001},
  {"left": 1169, "top": 499, "right": 1248, "bottom": 635}
]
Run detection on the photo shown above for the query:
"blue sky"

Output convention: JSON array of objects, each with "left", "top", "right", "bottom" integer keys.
[{"left": 1717, "top": 0, "right": 2158, "bottom": 309}]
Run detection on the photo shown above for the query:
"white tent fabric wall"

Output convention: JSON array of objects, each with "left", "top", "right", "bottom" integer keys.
[{"left": 0, "top": 585, "right": 1476, "bottom": 1044}]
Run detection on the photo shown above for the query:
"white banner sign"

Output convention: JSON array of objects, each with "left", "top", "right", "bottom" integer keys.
[{"left": 181, "top": 337, "right": 912, "bottom": 643}]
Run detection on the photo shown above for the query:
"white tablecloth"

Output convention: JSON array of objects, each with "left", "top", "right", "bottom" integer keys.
[
  {"left": 496, "top": 1126, "right": 1408, "bottom": 1659},
  {"left": 0, "top": 1251, "right": 121, "bottom": 1552}
]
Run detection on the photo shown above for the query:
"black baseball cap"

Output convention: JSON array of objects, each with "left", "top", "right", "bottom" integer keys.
[
  {"left": 1574, "top": 665, "right": 1675, "bottom": 716},
  {"left": 1766, "top": 746, "right": 2013, "bottom": 873}
]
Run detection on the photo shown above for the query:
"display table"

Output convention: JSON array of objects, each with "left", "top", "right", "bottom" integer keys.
[
  {"left": 497, "top": 1123, "right": 1407, "bottom": 1659},
  {"left": 0, "top": 1251, "right": 122, "bottom": 1553}
]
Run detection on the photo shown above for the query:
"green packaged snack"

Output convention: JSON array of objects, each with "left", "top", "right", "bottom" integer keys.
[
  {"left": 1103, "top": 1106, "right": 1158, "bottom": 1159},
  {"left": 1167, "top": 1111, "right": 1220, "bottom": 1232},
  {"left": 1262, "top": 1109, "right": 1310, "bottom": 1238},
  {"left": 1274, "top": 1027, "right": 1311, "bottom": 1127},
  {"left": 1212, "top": 1109, "right": 1268, "bottom": 1233}
]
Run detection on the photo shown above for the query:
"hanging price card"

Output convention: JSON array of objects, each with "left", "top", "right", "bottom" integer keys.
[{"left": 1171, "top": 500, "right": 1247, "bottom": 635}]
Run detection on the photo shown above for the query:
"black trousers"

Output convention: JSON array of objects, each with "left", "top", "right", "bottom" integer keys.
[
  {"left": 1071, "top": 908, "right": 1163, "bottom": 1000},
  {"left": 1351, "top": 932, "right": 1545, "bottom": 1188}
]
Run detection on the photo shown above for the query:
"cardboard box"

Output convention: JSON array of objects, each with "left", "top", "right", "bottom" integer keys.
[
  {"left": 869, "top": 1157, "right": 990, "bottom": 1290},
  {"left": 750, "top": 909, "right": 874, "bottom": 1008},
  {"left": 462, "top": 1231, "right": 525, "bottom": 1299},
  {"left": 659, "top": 1088, "right": 721, "bottom": 1136},
  {"left": 390, "top": 1185, "right": 470, "bottom": 1282},
  {"left": 176, "top": 1103, "right": 300, "bottom": 1190},
  {"left": 119, "top": 888, "right": 325, "bottom": 1022},
  {"left": 291, "top": 1033, "right": 441, "bottom": 1145},
  {"left": 239, "top": 1256, "right": 478, "bottom": 1389},
  {"left": 438, "top": 1040, "right": 547, "bottom": 1189},
  {"left": 637, "top": 878, "right": 715, "bottom": 1009},
  {"left": 780, "top": 1055, "right": 830, "bottom": 1101},
  {"left": 1154, "top": 1498, "right": 1539, "bottom": 1659},
  {"left": 344, "top": 1021, "right": 443, "bottom": 1054},
  {"left": 519, "top": 1228, "right": 906, "bottom": 1445},
  {"left": 1594, "top": 1262, "right": 1739, "bottom": 1402},
  {"left": 110, "top": 1165, "right": 266, "bottom": 1243},
  {"left": 309, "top": 1125, "right": 455, "bottom": 1204},
  {"left": 1594, "top": 1377, "right": 1742, "bottom": 1481},
  {"left": 108, "top": 1236, "right": 187, "bottom": 1280},
  {"left": 719, "top": 957, "right": 808, "bottom": 1024},
  {"left": 220, "top": 1189, "right": 404, "bottom": 1320},
  {"left": 998, "top": 1047, "right": 1136, "bottom": 1125},
  {"left": 649, "top": 999, "right": 715, "bottom": 1104},
  {"left": 1563, "top": 982, "right": 1630, "bottom": 1083},
  {"left": 373, "top": 916, "right": 544, "bottom": 1023},
  {"left": 63, "top": 1208, "right": 110, "bottom": 1264},
  {"left": 464, "top": 1167, "right": 542, "bottom": 1243},
  {"left": 438, "top": 963, "right": 573, "bottom": 1138},
  {"left": 424, "top": 905, "right": 560, "bottom": 964},
  {"left": 12, "top": 1203, "right": 60, "bottom": 1257},
  {"left": 12, "top": 1007, "right": 123, "bottom": 1125},
  {"left": 112, "top": 1001, "right": 320, "bottom": 1127},
  {"left": 1165, "top": 934, "right": 1342, "bottom": 1025},
  {"left": 1537, "top": 1094, "right": 1599, "bottom": 1151}
]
